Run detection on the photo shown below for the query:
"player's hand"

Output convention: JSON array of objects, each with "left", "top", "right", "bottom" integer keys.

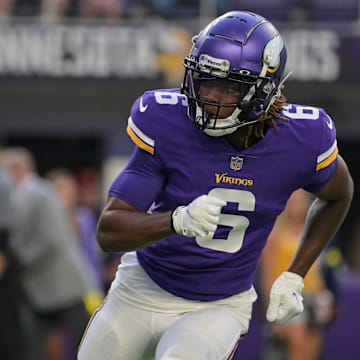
[
  {"left": 171, "top": 195, "right": 226, "bottom": 238},
  {"left": 266, "top": 271, "right": 304, "bottom": 324}
]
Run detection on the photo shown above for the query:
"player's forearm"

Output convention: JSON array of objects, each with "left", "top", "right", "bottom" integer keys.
[
  {"left": 97, "top": 209, "right": 174, "bottom": 252},
  {"left": 288, "top": 194, "right": 352, "bottom": 277}
]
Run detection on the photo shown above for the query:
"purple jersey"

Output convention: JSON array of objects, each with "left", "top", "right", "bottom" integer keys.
[{"left": 109, "top": 88, "right": 338, "bottom": 301}]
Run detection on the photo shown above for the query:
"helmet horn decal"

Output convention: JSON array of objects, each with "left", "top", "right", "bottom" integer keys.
[{"left": 263, "top": 34, "right": 284, "bottom": 73}]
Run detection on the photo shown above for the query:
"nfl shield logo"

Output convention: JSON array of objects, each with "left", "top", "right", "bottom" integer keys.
[{"left": 230, "top": 156, "right": 243, "bottom": 171}]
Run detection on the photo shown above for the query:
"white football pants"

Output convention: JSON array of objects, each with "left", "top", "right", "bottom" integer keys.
[
  {"left": 78, "top": 296, "right": 255, "bottom": 360},
  {"left": 78, "top": 252, "right": 257, "bottom": 360}
]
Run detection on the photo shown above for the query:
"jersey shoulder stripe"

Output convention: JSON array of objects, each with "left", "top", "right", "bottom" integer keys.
[
  {"left": 127, "top": 116, "right": 155, "bottom": 155},
  {"left": 316, "top": 139, "right": 338, "bottom": 171}
]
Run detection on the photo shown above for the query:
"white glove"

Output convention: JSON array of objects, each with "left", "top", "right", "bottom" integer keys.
[
  {"left": 171, "top": 195, "right": 226, "bottom": 238},
  {"left": 266, "top": 271, "right": 304, "bottom": 324}
]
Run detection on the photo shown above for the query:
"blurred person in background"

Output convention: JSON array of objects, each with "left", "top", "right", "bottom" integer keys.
[
  {"left": 76, "top": 167, "right": 102, "bottom": 219},
  {"left": 0, "top": 0, "right": 15, "bottom": 16},
  {"left": 347, "top": 217, "right": 360, "bottom": 270},
  {"left": 259, "top": 189, "right": 337, "bottom": 360},
  {"left": 78, "top": 11, "right": 353, "bottom": 360},
  {"left": 145, "top": 0, "right": 198, "bottom": 18},
  {"left": 40, "top": 0, "right": 71, "bottom": 19},
  {"left": 0, "top": 146, "right": 23, "bottom": 360},
  {"left": 46, "top": 168, "right": 105, "bottom": 292},
  {"left": 2, "top": 147, "right": 97, "bottom": 360},
  {"left": 13, "top": 0, "right": 41, "bottom": 16},
  {"left": 77, "top": 0, "right": 124, "bottom": 21},
  {"left": 72, "top": 167, "right": 122, "bottom": 292}
]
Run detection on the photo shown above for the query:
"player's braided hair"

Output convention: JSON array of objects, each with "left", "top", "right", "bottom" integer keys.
[{"left": 242, "top": 90, "right": 288, "bottom": 148}]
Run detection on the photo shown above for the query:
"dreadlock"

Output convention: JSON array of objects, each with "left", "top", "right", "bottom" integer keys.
[{"left": 242, "top": 89, "right": 289, "bottom": 148}]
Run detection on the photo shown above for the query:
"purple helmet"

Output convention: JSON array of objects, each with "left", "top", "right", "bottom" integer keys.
[{"left": 182, "top": 11, "right": 289, "bottom": 136}]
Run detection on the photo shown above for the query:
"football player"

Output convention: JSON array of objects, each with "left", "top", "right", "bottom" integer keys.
[{"left": 78, "top": 11, "right": 353, "bottom": 360}]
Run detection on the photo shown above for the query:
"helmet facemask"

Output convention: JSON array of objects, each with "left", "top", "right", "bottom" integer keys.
[{"left": 182, "top": 59, "right": 280, "bottom": 136}]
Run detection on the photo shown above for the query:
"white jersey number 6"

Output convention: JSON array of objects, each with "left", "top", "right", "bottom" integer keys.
[{"left": 195, "top": 188, "right": 255, "bottom": 253}]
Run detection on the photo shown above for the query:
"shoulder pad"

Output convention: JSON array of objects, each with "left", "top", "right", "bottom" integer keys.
[
  {"left": 282, "top": 104, "right": 337, "bottom": 172},
  {"left": 126, "top": 89, "right": 186, "bottom": 155},
  {"left": 126, "top": 90, "right": 158, "bottom": 155}
]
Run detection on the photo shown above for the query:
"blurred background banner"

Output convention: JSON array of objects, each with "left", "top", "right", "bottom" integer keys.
[
  {"left": 0, "top": 20, "right": 191, "bottom": 79},
  {"left": 0, "top": 20, "right": 358, "bottom": 83}
]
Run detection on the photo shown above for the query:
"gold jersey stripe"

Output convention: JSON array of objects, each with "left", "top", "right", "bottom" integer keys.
[
  {"left": 317, "top": 139, "right": 337, "bottom": 163},
  {"left": 127, "top": 116, "right": 155, "bottom": 147},
  {"left": 316, "top": 146, "right": 338, "bottom": 171},
  {"left": 127, "top": 124, "right": 154, "bottom": 155}
]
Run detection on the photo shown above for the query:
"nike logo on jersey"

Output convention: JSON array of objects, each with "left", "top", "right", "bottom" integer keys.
[
  {"left": 139, "top": 97, "right": 148, "bottom": 113},
  {"left": 326, "top": 116, "right": 333, "bottom": 129}
]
